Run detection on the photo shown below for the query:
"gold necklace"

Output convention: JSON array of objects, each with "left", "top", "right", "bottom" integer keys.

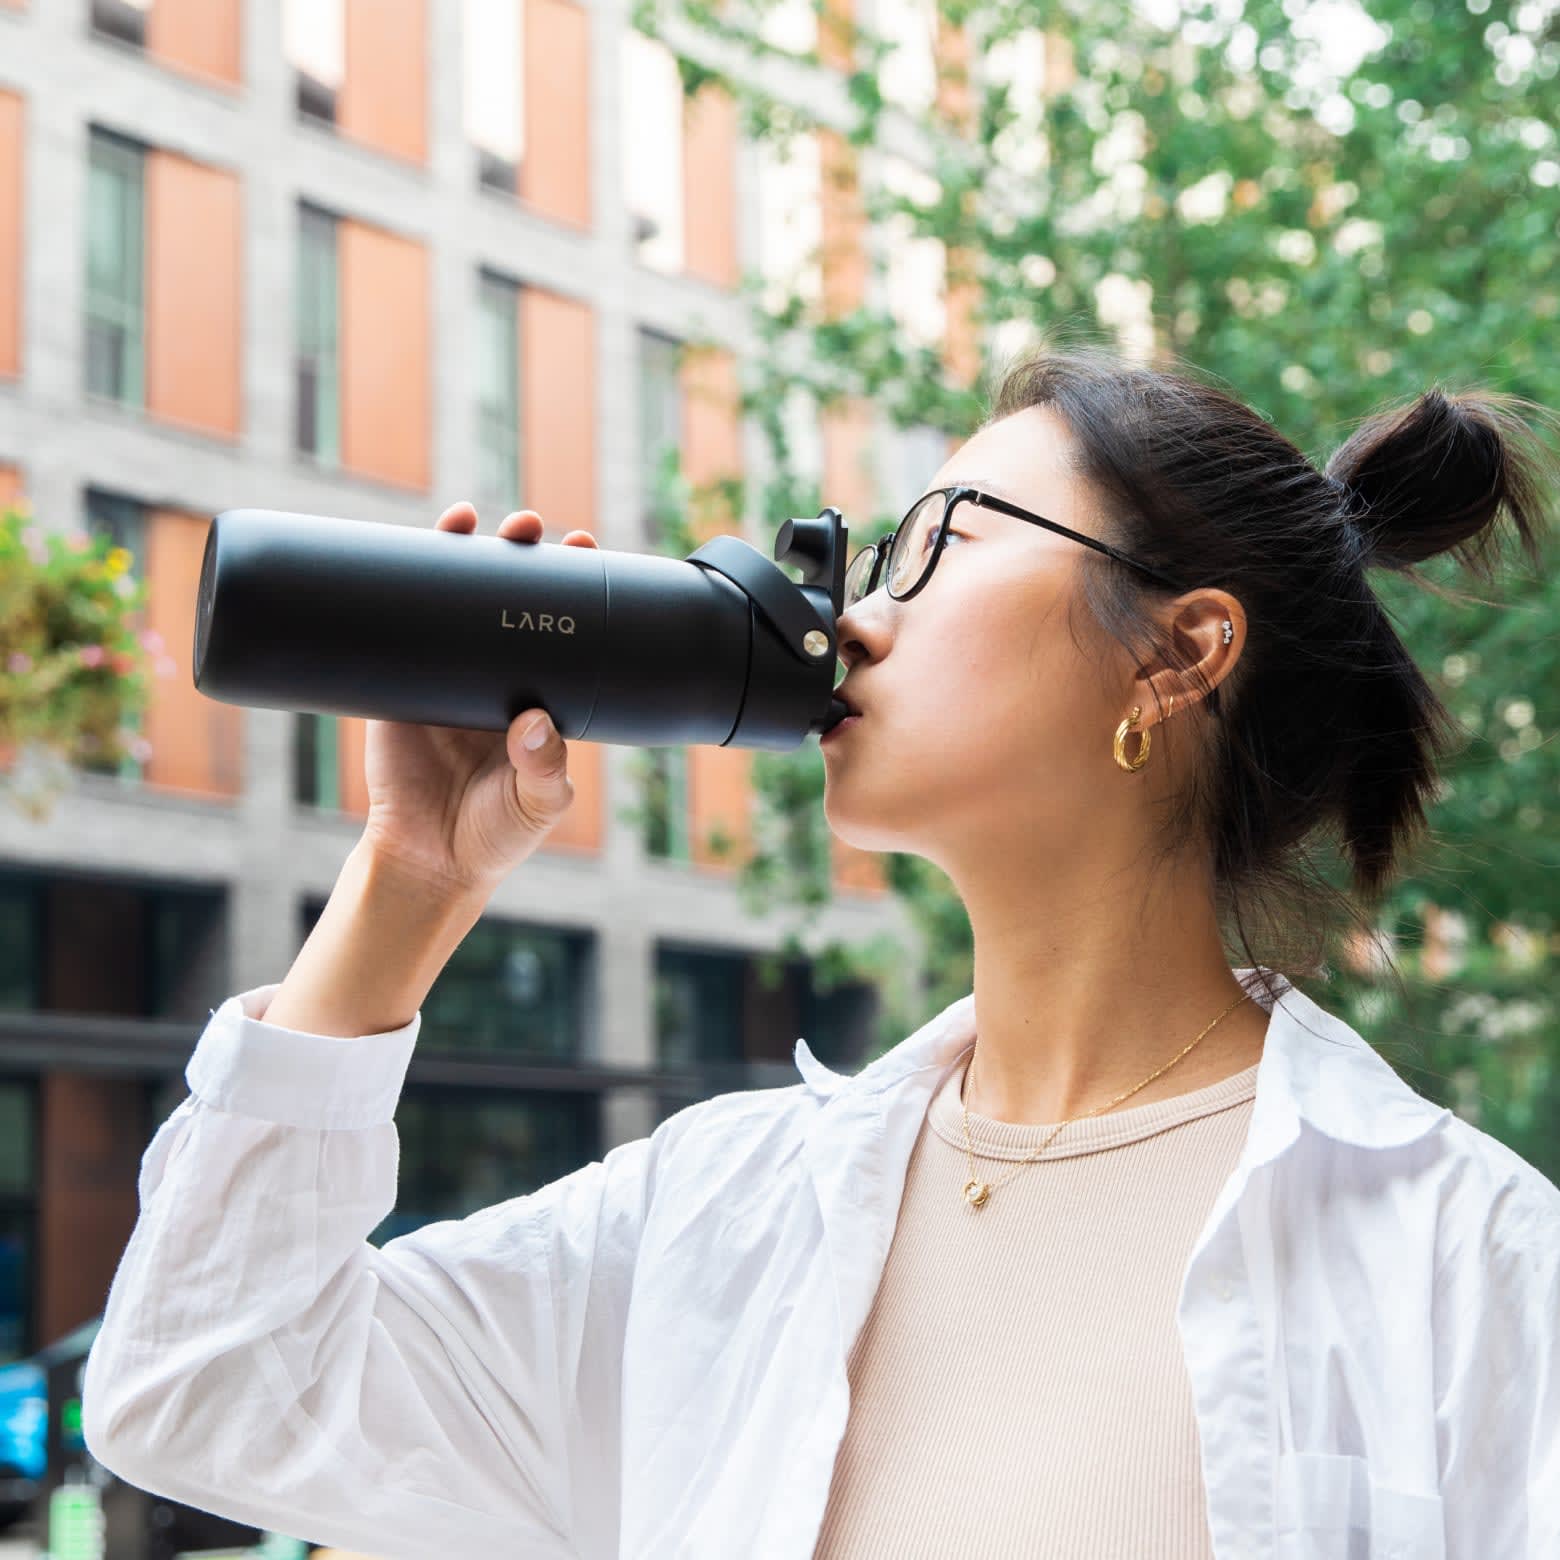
[{"left": 959, "top": 989, "right": 1256, "bottom": 1208}]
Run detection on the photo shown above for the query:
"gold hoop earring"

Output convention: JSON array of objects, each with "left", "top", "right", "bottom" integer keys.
[{"left": 1114, "top": 705, "right": 1150, "bottom": 772}]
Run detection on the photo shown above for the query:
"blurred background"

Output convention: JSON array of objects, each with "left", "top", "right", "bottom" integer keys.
[{"left": 0, "top": 0, "right": 1555, "bottom": 1554}]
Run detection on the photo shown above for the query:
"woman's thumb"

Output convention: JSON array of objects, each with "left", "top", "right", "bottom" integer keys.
[{"left": 520, "top": 710, "right": 556, "bottom": 756}]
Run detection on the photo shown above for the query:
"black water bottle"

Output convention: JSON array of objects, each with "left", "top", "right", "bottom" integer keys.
[{"left": 192, "top": 507, "right": 853, "bottom": 748}]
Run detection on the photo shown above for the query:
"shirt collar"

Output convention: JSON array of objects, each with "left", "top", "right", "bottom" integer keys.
[{"left": 792, "top": 965, "right": 1453, "bottom": 1155}]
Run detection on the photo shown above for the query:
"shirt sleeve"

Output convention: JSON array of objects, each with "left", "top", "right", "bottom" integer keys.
[
  {"left": 81, "top": 983, "right": 654, "bottom": 1560},
  {"left": 1434, "top": 1148, "right": 1560, "bottom": 1560}
]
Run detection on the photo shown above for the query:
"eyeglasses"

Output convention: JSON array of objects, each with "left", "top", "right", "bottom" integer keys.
[{"left": 842, "top": 486, "right": 1187, "bottom": 609}]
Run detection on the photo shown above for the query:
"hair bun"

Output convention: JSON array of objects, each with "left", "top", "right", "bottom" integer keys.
[{"left": 1322, "top": 386, "right": 1551, "bottom": 579}]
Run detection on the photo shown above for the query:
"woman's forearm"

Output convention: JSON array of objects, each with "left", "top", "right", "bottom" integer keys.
[{"left": 260, "top": 834, "right": 492, "bottom": 1037}]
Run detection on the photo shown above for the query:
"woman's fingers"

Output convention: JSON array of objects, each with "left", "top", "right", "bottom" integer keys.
[
  {"left": 436, "top": 501, "right": 478, "bottom": 531},
  {"left": 438, "top": 506, "right": 599, "bottom": 549}
]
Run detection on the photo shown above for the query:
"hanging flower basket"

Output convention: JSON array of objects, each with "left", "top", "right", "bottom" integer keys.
[{"left": 0, "top": 498, "right": 172, "bottom": 821}]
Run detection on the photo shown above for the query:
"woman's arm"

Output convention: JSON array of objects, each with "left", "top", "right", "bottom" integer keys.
[{"left": 80, "top": 842, "right": 655, "bottom": 1557}]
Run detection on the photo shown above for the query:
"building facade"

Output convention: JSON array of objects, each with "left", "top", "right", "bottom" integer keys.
[{"left": 0, "top": 0, "right": 988, "bottom": 1361}]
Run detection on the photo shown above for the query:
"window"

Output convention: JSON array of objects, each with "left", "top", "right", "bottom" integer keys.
[
  {"left": 475, "top": 270, "right": 522, "bottom": 513},
  {"left": 90, "top": 0, "right": 150, "bottom": 50},
  {"left": 653, "top": 943, "right": 880, "bottom": 1116},
  {"left": 655, "top": 946, "right": 746, "bottom": 1070},
  {"left": 0, "top": 867, "right": 229, "bottom": 1022},
  {"left": 643, "top": 747, "right": 690, "bottom": 860},
  {"left": 638, "top": 327, "right": 681, "bottom": 547},
  {"left": 755, "top": 132, "right": 822, "bottom": 314},
  {"left": 419, "top": 919, "right": 592, "bottom": 1058},
  {"left": 0, "top": 877, "right": 40, "bottom": 1013},
  {"left": 283, "top": 0, "right": 343, "bottom": 124},
  {"left": 0, "top": 1081, "right": 36, "bottom": 1362},
  {"left": 293, "top": 713, "right": 340, "bottom": 809},
  {"left": 621, "top": 31, "right": 684, "bottom": 270},
  {"left": 85, "top": 128, "right": 145, "bottom": 406},
  {"left": 82, "top": 488, "right": 148, "bottom": 782},
  {"left": 299, "top": 903, "right": 593, "bottom": 1061},
  {"left": 371, "top": 1088, "right": 598, "bottom": 1245},
  {"left": 465, "top": 0, "right": 523, "bottom": 193},
  {"left": 296, "top": 204, "right": 340, "bottom": 463}
]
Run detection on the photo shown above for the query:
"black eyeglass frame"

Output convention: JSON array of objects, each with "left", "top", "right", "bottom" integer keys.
[{"left": 846, "top": 485, "right": 1188, "bottom": 606}]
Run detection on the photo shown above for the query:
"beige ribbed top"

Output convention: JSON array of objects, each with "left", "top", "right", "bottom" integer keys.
[{"left": 811, "top": 1047, "right": 1260, "bottom": 1560}]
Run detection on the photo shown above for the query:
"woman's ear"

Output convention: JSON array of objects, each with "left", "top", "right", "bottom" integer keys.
[{"left": 1140, "top": 590, "right": 1246, "bottom": 722}]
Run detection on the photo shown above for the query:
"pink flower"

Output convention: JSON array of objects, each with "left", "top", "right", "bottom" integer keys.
[
  {"left": 67, "top": 532, "right": 91, "bottom": 552},
  {"left": 7, "top": 652, "right": 32, "bottom": 675},
  {"left": 138, "top": 629, "right": 165, "bottom": 653},
  {"left": 19, "top": 527, "right": 42, "bottom": 548},
  {"left": 155, "top": 655, "right": 177, "bottom": 679},
  {"left": 78, "top": 644, "right": 107, "bottom": 668},
  {"left": 128, "top": 735, "right": 154, "bottom": 763}
]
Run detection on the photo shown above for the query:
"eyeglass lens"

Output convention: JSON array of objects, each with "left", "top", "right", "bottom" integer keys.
[{"left": 845, "top": 492, "right": 946, "bottom": 607}]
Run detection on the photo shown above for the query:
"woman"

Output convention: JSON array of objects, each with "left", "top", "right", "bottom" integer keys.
[{"left": 82, "top": 346, "right": 1557, "bottom": 1560}]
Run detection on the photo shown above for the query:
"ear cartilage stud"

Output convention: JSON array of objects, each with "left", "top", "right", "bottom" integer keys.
[{"left": 1221, "top": 619, "right": 1233, "bottom": 645}]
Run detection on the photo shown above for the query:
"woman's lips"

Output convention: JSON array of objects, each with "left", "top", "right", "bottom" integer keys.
[{"left": 821, "top": 714, "right": 863, "bottom": 744}]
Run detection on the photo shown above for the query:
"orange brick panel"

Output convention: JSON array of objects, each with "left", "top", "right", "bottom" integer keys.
[
  {"left": 340, "top": 219, "right": 431, "bottom": 491},
  {"left": 148, "top": 0, "right": 242, "bottom": 86},
  {"left": 522, "top": 0, "right": 591, "bottom": 228},
  {"left": 540, "top": 739, "right": 602, "bottom": 852},
  {"left": 682, "top": 82, "right": 739, "bottom": 288},
  {"left": 145, "top": 150, "right": 242, "bottom": 437},
  {"left": 0, "top": 91, "right": 22, "bottom": 378},
  {"left": 339, "top": 0, "right": 428, "bottom": 164},
  {"left": 519, "top": 287, "right": 596, "bottom": 533},
  {"left": 688, "top": 744, "right": 753, "bottom": 873},
  {"left": 336, "top": 715, "right": 369, "bottom": 818},
  {"left": 144, "top": 508, "right": 244, "bottom": 798},
  {"left": 680, "top": 346, "right": 743, "bottom": 542},
  {"left": 823, "top": 397, "right": 877, "bottom": 526}
]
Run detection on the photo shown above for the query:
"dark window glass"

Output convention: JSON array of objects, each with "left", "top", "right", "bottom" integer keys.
[
  {"left": 420, "top": 920, "right": 590, "bottom": 1059},
  {"left": 475, "top": 270, "right": 522, "bottom": 514},
  {"left": 300, "top": 903, "right": 592, "bottom": 1060},
  {"left": 296, "top": 204, "right": 340, "bottom": 463},
  {"left": 642, "top": 747, "right": 689, "bottom": 860},
  {"left": 0, "top": 1084, "right": 34, "bottom": 1197},
  {"left": 0, "top": 877, "right": 40, "bottom": 1013},
  {"left": 297, "top": 71, "right": 337, "bottom": 125},
  {"left": 90, "top": 0, "right": 147, "bottom": 48},
  {"left": 477, "top": 148, "right": 520, "bottom": 194},
  {"left": 371, "top": 1088, "right": 598, "bottom": 1245},
  {"left": 637, "top": 328, "right": 682, "bottom": 549},
  {"left": 82, "top": 489, "right": 148, "bottom": 780},
  {"left": 655, "top": 946, "right": 746, "bottom": 1069},
  {"left": 85, "top": 128, "right": 145, "bottom": 406},
  {"left": 0, "top": 1082, "right": 38, "bottom": 1361},
  {"left": 293, "top": 713, "right": 339, "bottom": 809},
  {"left": 653, "top": 944, "right": 880, "bottom": 1118}
]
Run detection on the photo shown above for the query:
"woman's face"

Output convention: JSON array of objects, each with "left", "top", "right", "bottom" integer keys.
[{"left": 823, "top": 405, "right": 1140, "bottom": 871}]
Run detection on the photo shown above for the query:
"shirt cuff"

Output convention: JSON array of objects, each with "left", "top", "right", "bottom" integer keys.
[{"left": 184, "top": 983, "right": 422, "bottom": 1131}]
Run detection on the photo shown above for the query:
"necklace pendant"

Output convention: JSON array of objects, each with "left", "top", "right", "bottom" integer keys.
[{"left": 963, "top": 1178, "right": 991, "bottom": 1208}]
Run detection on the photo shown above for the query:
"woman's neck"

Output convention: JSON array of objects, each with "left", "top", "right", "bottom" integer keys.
[{"left": 954, "top": 852, "right": 1270, "bottom": 1127}]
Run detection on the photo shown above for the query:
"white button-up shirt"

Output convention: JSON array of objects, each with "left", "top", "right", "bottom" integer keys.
[{"left": 82, "top": 967, "right": 1559, "bottom": 1559}]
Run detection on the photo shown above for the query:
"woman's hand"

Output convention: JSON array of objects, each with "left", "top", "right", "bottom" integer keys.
[{"left": 359, "top": 502, "right": 600, "bottom": 896}]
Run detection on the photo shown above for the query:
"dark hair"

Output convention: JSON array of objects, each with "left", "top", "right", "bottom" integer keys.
[{"left": 978, "top": 336, "right": 1556, "bottom": 1005}]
